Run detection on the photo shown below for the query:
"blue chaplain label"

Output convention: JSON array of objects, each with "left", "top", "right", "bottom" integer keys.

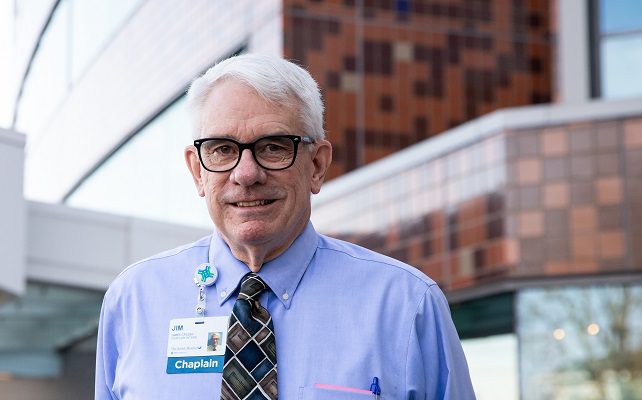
[{"left": 167, "top": 355, "right": 225, "bottom": 374}]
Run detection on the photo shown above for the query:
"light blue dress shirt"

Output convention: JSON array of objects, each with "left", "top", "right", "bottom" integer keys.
[{"left": 96, "top": 222, "right": 475, "bottom": 399}]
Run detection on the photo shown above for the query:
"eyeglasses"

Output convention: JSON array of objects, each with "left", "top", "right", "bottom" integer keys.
[{"left": 193, "top": 135, "right": 316, "bottom": 172}]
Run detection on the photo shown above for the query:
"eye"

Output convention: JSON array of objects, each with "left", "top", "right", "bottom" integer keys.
[
  {"left": 201, "top": 140, "right": 238, "bottom": 158},
  {"left": 257, "top": 137, "right": 293, "bottom": 154},
  {"left": 264, "top": 143, "right": 289, "bottom": 153},
  {"left": 213, "top": 144, "right": 234, "bottom": 155}
]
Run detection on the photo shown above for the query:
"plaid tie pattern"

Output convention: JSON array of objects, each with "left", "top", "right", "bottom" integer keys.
[{"left": 221, "top": 274, "right": 277, "bottom": 400}]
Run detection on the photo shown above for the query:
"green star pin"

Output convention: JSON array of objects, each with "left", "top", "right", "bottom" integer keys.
[{"left": 197, "top": 265, "right": 215, "bottom": 283}]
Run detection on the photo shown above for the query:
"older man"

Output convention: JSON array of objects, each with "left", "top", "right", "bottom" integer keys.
[{"left": 95, "top": 54, "right": 475, "bottom": 399}]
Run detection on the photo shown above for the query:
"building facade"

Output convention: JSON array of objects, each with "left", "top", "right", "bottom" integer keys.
[
  {"left": 283, "top": 0, "right": 553, "bottom": 178},
  {"left": 2, "top": 0, "right": 642, "bottom": 399}
]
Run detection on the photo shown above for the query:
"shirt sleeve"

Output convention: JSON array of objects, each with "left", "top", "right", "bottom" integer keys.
[
  {"left": 95, "top": 290, "right": 120, "bottom": 400},
  {"left": 405, "top": 284, "right": 476, "bottom": 399}
]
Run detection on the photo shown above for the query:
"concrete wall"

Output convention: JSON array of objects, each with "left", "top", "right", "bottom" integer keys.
[{"left": 0, "top": 128, "right": 26, "bottom": 299}]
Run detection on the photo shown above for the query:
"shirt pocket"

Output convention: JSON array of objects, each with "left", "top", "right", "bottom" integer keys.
[{"left": 299, "top": 383, "right": 383, "bottom": 400}]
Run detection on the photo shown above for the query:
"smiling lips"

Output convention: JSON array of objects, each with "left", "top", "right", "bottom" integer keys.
[{"left": 234, "top": 200, "right": 276, "bottom": 207}]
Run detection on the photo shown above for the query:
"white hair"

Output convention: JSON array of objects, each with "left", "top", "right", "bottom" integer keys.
[{"left": 186, "top": 54, "right": 325, "bottom": 140}]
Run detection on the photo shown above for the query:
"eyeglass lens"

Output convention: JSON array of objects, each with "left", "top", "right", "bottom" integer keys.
[{"left": 199, "top": 136, "right": 297, "bottom": 171}]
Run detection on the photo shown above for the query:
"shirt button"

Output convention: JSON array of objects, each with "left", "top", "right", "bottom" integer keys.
[
  {"left": 282, "top": 292, "right": 289, "bottom": 300},
  {"left": 221, "top": 291, "right": 227, "bottom": 298}
]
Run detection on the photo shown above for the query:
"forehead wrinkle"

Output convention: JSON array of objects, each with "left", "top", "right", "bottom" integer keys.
[
  {"left": 202, "top": 120, "right": 295, "bottom": 141},
  {"left": 200, "top": 81, "right": 302, "bottom": 140}
]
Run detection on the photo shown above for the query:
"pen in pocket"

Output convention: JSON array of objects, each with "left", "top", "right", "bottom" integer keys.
[{"left": 370, "top": 377, "right": 381, "bottom": 400}]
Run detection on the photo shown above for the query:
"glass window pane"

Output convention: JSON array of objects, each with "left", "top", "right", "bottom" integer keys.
[
  {"left": 600, "top": 0, "right": 642, "bottom": 34},
  {"left": 451, "top": 292, "right": 514, "bottom": 339},
  {"left": 600, "top": 33, "right": 642, "bottom": 99},
  {"left": 518, "top": 285, "right": 642, "bottom": 400},
  {"left": 15, "top": 1, "right": 70, "bottom": 136},
  {"left": 13, "top": 0, "right": 55, "bottom": 66},
  {"left": 0, "top": 282, "right": 103, "bottom": 377},
  {"left": 70, "top": 0, "right": 141, "bottom": 81},
  {"left": 66, "top": 96, "right": 211, "bottom": 229},
  {"left": 462, "top": 334, "right": 519, "bottom": 400}
]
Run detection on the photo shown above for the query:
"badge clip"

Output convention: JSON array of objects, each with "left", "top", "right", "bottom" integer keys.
[{"left": 193, "top": 263, "right": 218, "bottom": 316}]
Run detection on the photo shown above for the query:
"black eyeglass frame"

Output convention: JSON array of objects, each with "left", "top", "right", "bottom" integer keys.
[{"left": 193, "top": 134, "right": 316, "bottom": 172}]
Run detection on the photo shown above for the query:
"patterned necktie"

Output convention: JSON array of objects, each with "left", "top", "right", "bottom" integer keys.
[{"left": 221, "top": 273, "right": 278, "bottom": 400}]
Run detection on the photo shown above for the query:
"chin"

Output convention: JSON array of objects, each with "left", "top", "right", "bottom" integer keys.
[{"left": 229, "top": 222, "right": 278, "bottom": 245}]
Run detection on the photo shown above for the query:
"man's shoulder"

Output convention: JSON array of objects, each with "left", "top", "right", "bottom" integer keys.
[{"left": 316, "top": 233, "right": 436, "bottom": 287}]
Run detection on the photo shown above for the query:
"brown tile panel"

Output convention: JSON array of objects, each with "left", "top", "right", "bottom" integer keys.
[
  {"left": 570, "top": 181, "right": 595, "bottom": 206},
  {"left": 284, "top": 0, "right": 553, "bottom": 179},
  {"left": 518, "top": 185, "right": 541, "bottom": 209},
  {"left": 626, "top": 150, "right": 642, "bottom": 177},
  {"left": 313, "top": 115, "right": 642, "bottom": 293},
  {"left": 507, "top": 117, "right": 641, "bottom": 279},
  {"left": 596, "top": 153, "right": 620, "bottom": 176},
  {"left": 544, "top": 209, "right": 569, "bottom": 237},
  {"left": 363, "top": 40, "right": 393, "bottom": 74}
]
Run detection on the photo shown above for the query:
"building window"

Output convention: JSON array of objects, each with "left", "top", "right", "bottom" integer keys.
[
  {"left": 15, "top": 1, "right": 71, "bottom": 136},
  {"left": 14, "top": 0, "right": 141, "bottom": 136},
  {"left": 0, "top": 282, "right": 103, "bottom": 378},
  {"left": 66, "top": 95, "right": 211, "bottom": 229},
  {"left": 69, "top": 0, "right": 141, "bottom": 81},
  {"left": 452, "top": 293, "right": 517, "bottom": 399},
  {"left": 462, "top": 334, "right": 519, "bottom": 400},
  {"left": 518, "top": 284, "right": 642, "bottom": 399},
  {"left": 593, "top": 0, "right": 642, "bottom": 99}
]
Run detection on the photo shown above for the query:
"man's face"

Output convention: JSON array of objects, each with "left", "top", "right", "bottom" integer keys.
[{"left": 185, "top": 79, "right": 331, "bottom": 262}]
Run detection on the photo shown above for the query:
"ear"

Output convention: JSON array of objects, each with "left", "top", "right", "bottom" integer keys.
[
  {"left": 185, "top": 145, "right": 206, "bottom": 197},
  {"left": 309, "top": 139, "right": 332, "bottom": 194}
]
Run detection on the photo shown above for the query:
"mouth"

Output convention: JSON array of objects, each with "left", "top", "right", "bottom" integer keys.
[{"left": 233, "top": 199, "right": 276, "bottom": 207}]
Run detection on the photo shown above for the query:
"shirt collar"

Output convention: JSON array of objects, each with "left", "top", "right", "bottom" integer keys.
[{"left": 209, "top": 222, "right": 318, "bottom": 309}]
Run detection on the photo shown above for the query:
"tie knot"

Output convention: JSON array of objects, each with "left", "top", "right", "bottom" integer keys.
[{"left": 238, "top": 273, "right": 268, "bottom": 301}]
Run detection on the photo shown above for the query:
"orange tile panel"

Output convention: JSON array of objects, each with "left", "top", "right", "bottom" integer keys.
[
  {"left": 458, "top": 224, "right": 486, "bottom": 247},
  {"left": 544, "top": 261, "right": 574, "bottom": 275},
  {"left": 544, "top": 182, "right": 570, "bottom": 209},
  {"left": 571, "top": 234, "right": 597, "bottom": 260},
  {"left": 624, "top": 118, "right": 642, "bottom": 148},
  {"left": 542, "top": 126, "right": 568, "bottom": 154},
  {"left": 595, "top": 177, "right": 623, "bottom": 206},
  {"left": 407, "top": 237, "right": 424, "bottom": 263},
  {"left": 599, "top": 231, "right": 626, "bottom": 259},
  {"left": 458, "top": 197, "right": 487, "bottom": 225},
  {"left": 364, "top": 146, "right": 396, "bottom": 164},
  {"left": 518, "top": 211, "right": 544, "bottom": 238},
  {"left": 517, "top": 158, "right": 543, "bottom": 184},
  {"left": 570, "top": 206, "right": 597, "bottom": 232},
  {"left": 450, "top": 276, "right": 476, "bottom": 291},
  {"left": 573, "top": 260, "right": 599, "bottom": 273}
]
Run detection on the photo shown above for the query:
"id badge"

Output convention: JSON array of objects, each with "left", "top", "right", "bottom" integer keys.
[{"left": 166, "top": 316, "right": 228, "bottom": 374}]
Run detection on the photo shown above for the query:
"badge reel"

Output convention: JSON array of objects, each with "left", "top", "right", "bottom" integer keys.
[{"left": 193, "top": 263, "right": 218, "bottom": 317}]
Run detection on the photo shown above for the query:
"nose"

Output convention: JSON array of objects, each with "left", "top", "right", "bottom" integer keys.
[{"left": 229, "top": 149, "right": 267, "bottom": 186}]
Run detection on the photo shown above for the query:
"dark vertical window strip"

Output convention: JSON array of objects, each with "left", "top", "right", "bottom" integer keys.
[{"left": 588, "top": 0, "right": 602, "bottom": 98}]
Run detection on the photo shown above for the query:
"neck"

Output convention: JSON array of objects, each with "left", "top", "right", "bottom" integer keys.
[
  {"left": 221, "top": 222, "right": 308, "bottom": 272},
  {"left": 232, "top": 245, "right": 271, "bottom": 272},
  {"left": 227, "top": 239, "right": 293, "bottom": 272}
]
